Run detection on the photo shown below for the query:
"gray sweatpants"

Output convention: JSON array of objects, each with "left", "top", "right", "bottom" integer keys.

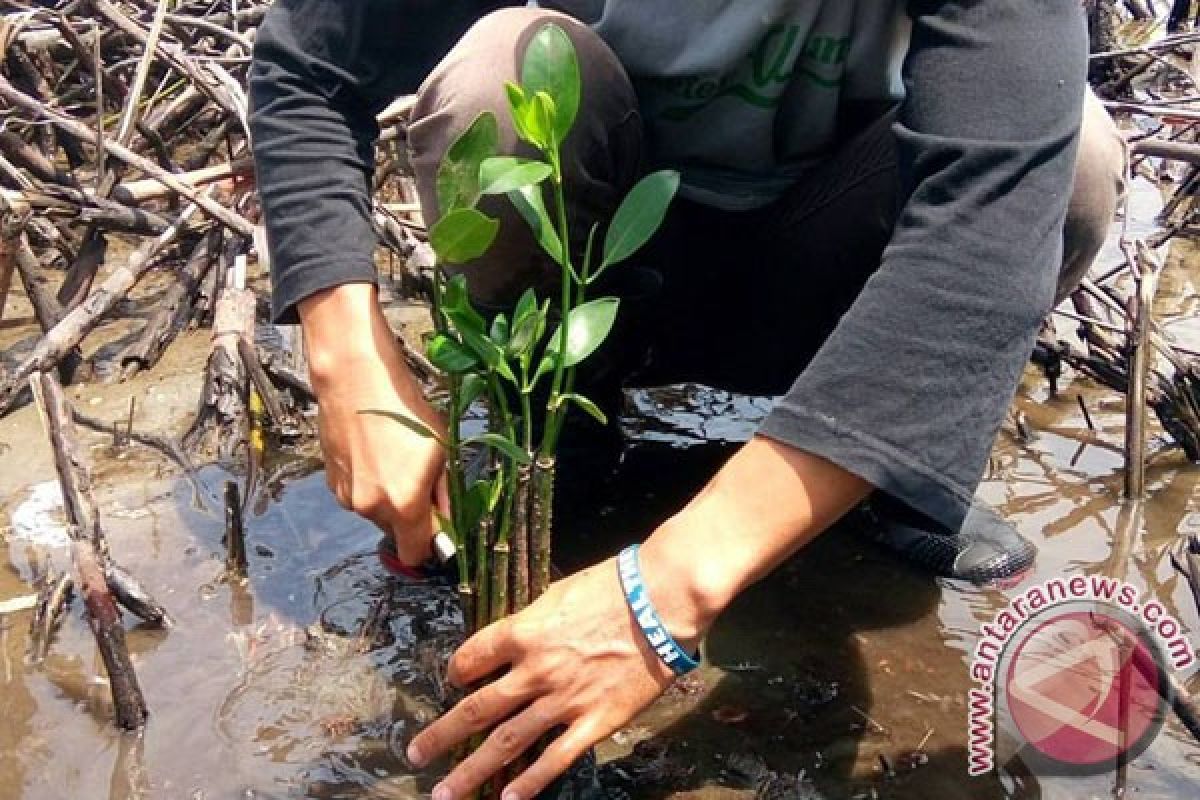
[{"left": 408, "top": 7, "right": 1125, "bottom": 397}]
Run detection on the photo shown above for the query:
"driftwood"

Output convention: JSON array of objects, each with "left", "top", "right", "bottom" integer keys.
[
  {"left": 58, "top": 0, "right": 172, "bottom": 311},
  {"left": 29, "top": 371, "right": 148, "bottom": 730},
  {"left": 119, "top": 227, "right": 222, "bottom": 378},
  {"left": 237, "top": 335, "right": 289, "bottom": 430},
  {"left": 114, "top": 159, "right": 254, "bottom": 205},
  {"left": 0, "top": 209, "right": 18, "bottom": 324},
  {"left": 184, "top": 247, "right": 255, "bottom": 457},
  {"left": 104, "top": 561, "right": 173, "bottom": 628},
  {"left": 3, "top": 212, "right": 90, "bottom": 384},
  {"left": 0, "top": 200, "right": 206, "bottom": 414},
  {"left": 29, "top": 569, "right": 74, "bottom": 664}
]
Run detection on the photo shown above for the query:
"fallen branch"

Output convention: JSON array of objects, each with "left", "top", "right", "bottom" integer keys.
[
  {"left": 119, "top": 227, "right": 221, "bottom": 378},
  {"left": 28, "top": 570, "right": 73, "bottom": 663},
  {"left": 104, "top": 562, "right": 172, "bottom": 628},
  {"left": 112, "top": 158, "right": 253, "bottom": 204},
  {"left": 0, "top": 210, "right": 19, "bottom": 324},
  {"left": 184, "top": 246, "right": 255, "bottom": 457},
  {"left": 1133, "top": 137, "right": 1200, "bottom": 165},
  {"left": 29, "top": 370, "right": 147, "bottom": 730}
]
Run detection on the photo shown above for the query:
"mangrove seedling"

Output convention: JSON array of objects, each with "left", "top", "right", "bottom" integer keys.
[{"left": 366, "top": 22, "right": 678, "bottom": 634}]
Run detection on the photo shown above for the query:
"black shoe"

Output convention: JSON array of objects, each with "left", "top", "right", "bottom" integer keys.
[{"left": 853, "top": 493, "right": 1037, "bottom": 584}]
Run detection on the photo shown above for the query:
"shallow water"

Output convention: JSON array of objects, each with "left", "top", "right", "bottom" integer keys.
[{"left": 3, "top": 372, "right": 1199, "bottom": 799}]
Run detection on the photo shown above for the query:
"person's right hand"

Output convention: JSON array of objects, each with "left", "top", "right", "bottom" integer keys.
[{"left": 299, "top": 283, "right": 449, "bottom": 566}]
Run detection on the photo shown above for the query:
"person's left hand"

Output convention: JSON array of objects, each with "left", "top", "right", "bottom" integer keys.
[{"left": 406, "top": 556, "right": 685, "bottom": 800}]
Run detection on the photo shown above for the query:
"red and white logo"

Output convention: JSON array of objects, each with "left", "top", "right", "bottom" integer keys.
[
  {"left": 967, "top": 578, "right": 1192, "bottom": 777},
  {"left": 1000, "top": 605, "right": 1168, "bottom": 773}
]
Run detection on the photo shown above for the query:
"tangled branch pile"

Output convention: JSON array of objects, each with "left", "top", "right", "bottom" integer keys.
[
  {"left": 0, "top": 0, "right": 436, "bottom": 730},
  {"left": 1031, "top": 2, "right": 1200, "bottom": 470}
]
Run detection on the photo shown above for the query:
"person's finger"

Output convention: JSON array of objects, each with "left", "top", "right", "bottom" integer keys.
[
  {"left": 501, "top": 719, "right": 599, "bottom": 800},
  {"left": 447, "top": 617, "right": 517, "bottom": 688},
  {"left": 389, "top": 502, "right": 434, "bottom": 566},
  {"left": 407, "top": 671, "right": 531, "bottom": 767},
  {"left": 432, "top": 699, "right": 560, "bottom": 799}
]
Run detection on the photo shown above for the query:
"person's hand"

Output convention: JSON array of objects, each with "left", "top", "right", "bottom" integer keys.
[
  {"left": 299, "top": 283, "right": 449, "bottom": 565},
  {"left": 405, "top": 435, "right": 871, "bottom": 799},
  {"left": 406, "top": 554, "right": 695, "bottom": 800}
]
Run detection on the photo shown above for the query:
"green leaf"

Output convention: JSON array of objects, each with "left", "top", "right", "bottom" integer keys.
[
  {"left": 434, "top": 509, "right": 457, "bottom": 541},
  {"left": 480, "top": 156, "right": 553, "bottom": 196},
  {"left": 562, "top": 392, "right": 608, "bottom": 425},
  {"left": 507, "top": 303, "right": 546, "bottom": 360},
  {"left": 441, "top": 273, "right": 487, "bottom": 335},
  {"left": 599, "top": 170, "right": 680, "bottom": 272},
  {"left": 507, "top": 83, "right": 552, "bottom": 150},
  {"left": 529, "top": 91, "right": 558, "bottom": 149},
  {"left": 427, "top": 334, "right": 479, "bottom": 373},
  {"left": 452, "top": 323, "right": 518, "bottom": 386},
  {"left": 436, "top": 111, "right": 498, "bottom": 213},
  {"left": 460, "top": 373, "right": 488, "bottom": 410},
  {"left": 505, "top": 82, "right": 532, "bottom": 143},
  {"left": 507, "top": 184, "right": 563, "bottom": 265},
  {"left": 513, "top": 288, "right": 538, "bottom": 327},
  {"left": 535, "top": 350, "right": 559, "bottom": 382},
  {"left": 543, "top": 297, "right": 620, "bottom": 370},
  {"left": 430, "top": 208, "right": 500, "bottom": 265},
  {"left": 359, "top": 410, "right": 447, "bottom": 447},
  {"left": 489, "top": 312, "right": 511, "bottom": 347},
  {"left": 464, "top": 433, "right": 533, "bottom": 465},
  {"left": 521, "top": 23, "right": 581, "bottom": 145},
  {"left": 459, "top": 326, "right": 503, "bottom": 369}
]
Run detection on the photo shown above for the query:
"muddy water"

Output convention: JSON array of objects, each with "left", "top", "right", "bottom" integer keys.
[{"left": 2, "top": 372, "right": 1199, "bottom": 799}]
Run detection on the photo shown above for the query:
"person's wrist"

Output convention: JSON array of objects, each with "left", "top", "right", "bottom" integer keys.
[
  {"left": 636, "top": 515, "right": 732, "bottom": 653},
  {"left": 297, "top": 283, "right": 397, "bottom": 389}
]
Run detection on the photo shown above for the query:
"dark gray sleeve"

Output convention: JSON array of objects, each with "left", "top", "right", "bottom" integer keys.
[
  {"left": 758, "top": 0, "right": 1087, "bottom": 529},
  {"left": 249, "top": 1, "right": 505, "bottom": 323}
]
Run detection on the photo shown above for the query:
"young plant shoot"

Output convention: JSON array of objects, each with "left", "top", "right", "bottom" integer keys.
[{"left": 366, "top": 23, "right": 678, "bottom": 632}]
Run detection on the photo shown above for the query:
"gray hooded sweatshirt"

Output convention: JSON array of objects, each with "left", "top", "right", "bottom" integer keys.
[{"left": 540, "top": 0, "right": 910, "bottom": 208}]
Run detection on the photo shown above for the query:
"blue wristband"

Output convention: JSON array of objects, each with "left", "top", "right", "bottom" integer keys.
[{"left": 617, "top": 545, "right": 700, "bottom": 676}]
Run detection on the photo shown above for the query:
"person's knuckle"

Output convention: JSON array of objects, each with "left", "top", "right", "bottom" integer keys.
[
  {"left": 459, "top": 694, "right": 487, "bottom": 728},
  {"left": 490, "top": 722, "right": 523, "bottom": 758},
  {"left": 525, "top": 662, "right": 556, "bottom": 694},
  {"left": 508, "top": 617, "right": 538, "bottom": 651},
  {"left": 447, "top": 650, "right": 475, "bottom": 686}
]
